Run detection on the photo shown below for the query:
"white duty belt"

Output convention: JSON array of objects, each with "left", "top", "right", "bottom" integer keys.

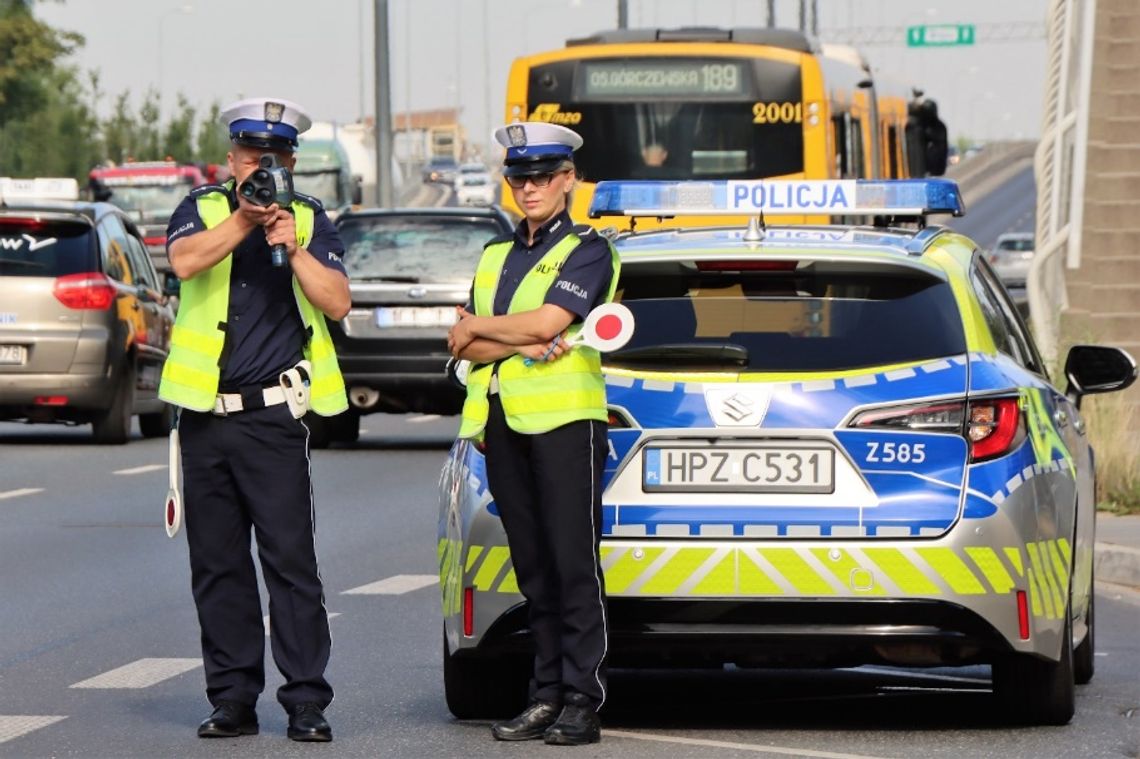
[{"left": 212, "top": 385, "right": 289, "bottom": 415}]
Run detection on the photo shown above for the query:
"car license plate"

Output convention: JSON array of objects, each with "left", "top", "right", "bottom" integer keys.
[
  {"left": 375, "top": 306, "right": 457, "bottom": 328},
  {"left": 0, "top": 344, "right": 27, "bottom": 365},
  {"left": 642, "top": 444, "right": 835, "bottom": 493}
]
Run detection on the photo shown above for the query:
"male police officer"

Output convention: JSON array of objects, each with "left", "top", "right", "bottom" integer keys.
[
  {"left": 448, "top": 122, "right": 620, "bottom": 745},
  {"left": 160, "top": 97, "right": 350, "bottom": 742}
]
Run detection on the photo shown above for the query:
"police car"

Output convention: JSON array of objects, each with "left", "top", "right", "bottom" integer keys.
[{"left": 436, "top": 179, "right": 1137, "bottom": 725}]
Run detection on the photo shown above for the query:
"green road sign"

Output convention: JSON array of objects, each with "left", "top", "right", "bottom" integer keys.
[{"left": 906, "top": 24, "right": 976, "bottom": 47}]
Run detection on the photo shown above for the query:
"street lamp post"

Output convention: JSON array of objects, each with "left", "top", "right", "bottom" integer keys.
[{"left": 157, "top": 4, "right": 194, "bottom": 118}]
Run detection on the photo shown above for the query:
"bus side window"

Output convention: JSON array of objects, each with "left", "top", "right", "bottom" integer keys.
[
  {"left": 833, "top": 115, "right": 849, "bottom": 178},
  {"left": 849, "top": 117, "right": 865, "bottom": 178}
]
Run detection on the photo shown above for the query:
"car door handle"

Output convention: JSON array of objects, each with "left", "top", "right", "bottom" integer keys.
[{"left": 1053, "top": 410, "right": 1068, "bottom": 428}]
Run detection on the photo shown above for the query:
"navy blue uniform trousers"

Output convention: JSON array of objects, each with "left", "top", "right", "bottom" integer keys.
[
  {"left": 180, "top": 403, "right": 332, "bottom": 710},
  {"left": 483, "top": 394, "right": 609, "bottom": 709}
]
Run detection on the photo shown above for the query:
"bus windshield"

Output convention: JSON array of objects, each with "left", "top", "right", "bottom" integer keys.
[{"left": 529, "top": 56, "right": 805, "bottom": 181}]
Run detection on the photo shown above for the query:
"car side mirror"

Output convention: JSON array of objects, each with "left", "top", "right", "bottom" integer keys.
[
  {"left": 163, "top": 271, "right": 182, "bottom": 298},
  {"left": 1063, "top": 345, "right": 1137, "bottom": 407}
]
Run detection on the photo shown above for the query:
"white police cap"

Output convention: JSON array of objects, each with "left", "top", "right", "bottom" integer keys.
[
  {"left": 493, "top": 121, "right": 584, "bottom": 177},
  {"left": 220, "top": 97, "right": 313, "bottom": 152}
]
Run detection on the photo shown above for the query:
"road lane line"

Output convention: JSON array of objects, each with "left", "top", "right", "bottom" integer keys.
[
  {"left": 342, "top": 574, "right": 438, "bottom": 595},
  {"left": 606, "top": 730, "right": 890, "bottom": 758},
  {"left": 0, "top": 716, "right": 67, "bottom": 745},
  {"left": 70, "top": 658, "right": 201, "bottom": 689},
  {"left": 265, "top": 612, "right": 341, "bottom": 635},
  {"left": 408, "top": 414, "right": 441, "bottom": 424},
  {"left": 113, "top": 464, "right": 167, "bottom": 475},
  {"left": 0, "top": 488, "right": 43, "bottom": 501}
]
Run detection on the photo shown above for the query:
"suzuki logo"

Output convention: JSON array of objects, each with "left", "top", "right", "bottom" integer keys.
[
  {"left": 722, "top": 393, "right": 755, "bottom": 422},
  {"left": 407, "top": 286, "right": 427, "bottom": 299},
  {"left": 704, "top": 386, "right": 771, "bottom": 427}
]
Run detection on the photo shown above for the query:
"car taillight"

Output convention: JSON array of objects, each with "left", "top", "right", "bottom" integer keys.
[
  {"left": 52, "top": 272, "right": 116, "bottom": 310},
  {"left": 966, "top": 397, "right": 1022, "bottom": 462},
  {"left": 848, "top": 396, "right": 1022, "bottom": 462},
  {"left": 607, "top": 409, "right": 632, "bottom": 428},
  {"left": 850, "top": 400, "right": 965, "bottom": 432}
]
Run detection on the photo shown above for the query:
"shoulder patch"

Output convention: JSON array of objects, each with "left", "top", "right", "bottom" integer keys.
[
  {"left": 293, "top": 191, "right": 324, "bottom": 211},
  {"left": 189, "top": 183, "right": 227, "bottom": 199},
  {"left": 484, "top": 232, "right": 513, "bottom": 248}
]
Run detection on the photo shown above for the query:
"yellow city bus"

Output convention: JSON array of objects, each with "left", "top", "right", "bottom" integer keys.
[{"left": 502, "top": 28, "right": 940, "bottom": 229}]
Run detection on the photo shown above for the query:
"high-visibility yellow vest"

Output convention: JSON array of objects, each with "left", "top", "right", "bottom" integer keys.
[
  {"left": 457, "top": 231, "right": 620, "bottom": 438},
  {"left": 158, "top": 188, "right": 348, "bottom": 416}
]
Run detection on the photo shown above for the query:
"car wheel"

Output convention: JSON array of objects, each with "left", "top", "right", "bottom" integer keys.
[
  {"left": 92, "top": 363, "right": 134, "bottom": 445},
  {"left": 443, "top": 629, "right": 528, "bottom": 719},
  {"left": 138, "top": 403, "right": 174, "bottom": 439},
  {"left": 992, "top": 615, "right": 1075, "bottom": 725},
  {"left": 1073, "top": 570, "right": 1095, "bottom": 685}
]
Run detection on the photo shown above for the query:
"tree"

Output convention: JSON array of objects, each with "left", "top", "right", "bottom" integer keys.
[
  {"left": 163, "top": 95, "right": 196, "bottom": 164},
  {"left": 195, "top": 102, "right": 230, "bottom": 166},
  {"left": 0, "top": 1, "right": 82, "bottom": 122}
]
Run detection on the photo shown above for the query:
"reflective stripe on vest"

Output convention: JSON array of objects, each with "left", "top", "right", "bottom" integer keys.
[
  {"left": 457, "top": 233, "right": 620, "bottom": 438},
  {"left": 158, "top": 190, "right": 348, "bottom": 416}
]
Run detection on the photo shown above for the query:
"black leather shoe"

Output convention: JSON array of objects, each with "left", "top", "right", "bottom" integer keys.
[
  {"left": 287, "top": 703, "right": 332, "bottom": 742},
  {"left": 197, "top": 701, "right": 258, "bottom": 738},
  {"left": 491, "top": 700, "right": 561, "bottom": 741},
  {"left": 544, "top": 694, "right": 601, "bottom": 746}
]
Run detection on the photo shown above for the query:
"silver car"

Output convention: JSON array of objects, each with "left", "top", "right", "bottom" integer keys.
[
  {"left": 0, "top": 194, "right": 174, "bottom": 443},
  {"left": 988, "top": 232, "right": 1035, "bottom": 301}
]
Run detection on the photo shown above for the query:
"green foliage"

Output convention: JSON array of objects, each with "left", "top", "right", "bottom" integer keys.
[{"left": 0, "top": 8, "right": 230, "bottom": 182}]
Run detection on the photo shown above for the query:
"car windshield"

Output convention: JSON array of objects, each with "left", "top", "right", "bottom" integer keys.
[
  {"left": 337, "top": 215, "right": 504, "bottom": 284},
  {"left": 611, "top": 263, "right": 966, "bottom": 372},
  {"left": 293, "top": 172, "right": 341, "bottom": 209},
  {"left": 997, "top": 238, "right": 1034, "bottom": 252},
  {"left": 102, "top": 184, "right": 187, "bottom": 221},
  {"left": 461, "top": 176, "right": 491, "bottom": 187},
  {"left": 0, "top": 218, "right": 95, "bottom": 277}
]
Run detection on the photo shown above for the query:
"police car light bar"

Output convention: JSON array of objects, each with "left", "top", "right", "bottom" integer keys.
[
  {"left": 0, "top": 177, "right": 81, "bottom": 202},
  {"left": 588, "top": 179, "right": 964, "bottom": 219}
]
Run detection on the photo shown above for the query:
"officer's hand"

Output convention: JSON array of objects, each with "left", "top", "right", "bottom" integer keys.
[
  {"left": 448, "top": 316, "right": 476, "bottom": 357},
  {"left": 264, "top": 209, "right": 298, "bottom": 257},
  {"left": 236, "top": 197, "right": 278, "bottom": 229},
  {"left": 540, "top": 332, "right": 568, "bottom": 362}
]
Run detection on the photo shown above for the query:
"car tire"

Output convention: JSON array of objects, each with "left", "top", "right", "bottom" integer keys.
[
  {"left": 1073, "top": 571, "right": 1095, "bottom": 685},
  {"left": 992, "top": 615, "right": 1075, "bottom": 725},
  {"left": 138, "top": 403, "right": 174, "bottom": 439},
  {"left": 443, "top": 630, "right": 528, "bottom": 719},
  {"left": 92, "top": 363, "right": 134, "bottom": 445}
]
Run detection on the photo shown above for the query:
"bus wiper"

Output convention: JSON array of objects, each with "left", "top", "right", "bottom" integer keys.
[
  {"left": 350, "top": 274, "right": 421, "bottom": 283},
  {"left": 607, "top": 343, "right": 750, "bottom": 366}
]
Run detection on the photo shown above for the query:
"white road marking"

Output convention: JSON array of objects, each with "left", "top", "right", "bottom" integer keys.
[
  {"left": 70, "top": 658, "right": 201, "bottom": 689},
  {"left": 0, "top": 488, "right": 43, "bottom": 501},
  {"left": 407, "top": 414, "right": 440, "bottom": 424},
  {"left": 0, "top": 716, "right": 67, "bottom": 745},
  {"left": 113, "top": 464, "right": 166, "bottom": 475},
  {"left": 341, "top": 574, "right": 438, "bottom": 595},
  {"left": 607, "top": 730, "right": 890, "bottom": 758},
  {"left": 264, "top": 612, "right": 341, "bottom": 636}
]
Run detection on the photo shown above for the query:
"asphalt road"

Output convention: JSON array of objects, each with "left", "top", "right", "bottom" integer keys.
[
  {"left": 3, "top": 169, "right": 1138, "bottom": 758},
  {"left": 948, "top": 164, "right": 1037, "bottom": 251}
]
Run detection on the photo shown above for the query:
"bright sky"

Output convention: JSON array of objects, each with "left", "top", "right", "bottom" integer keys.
[{"left": 36, "top": 0, "right": 1046, "bottom": 152}]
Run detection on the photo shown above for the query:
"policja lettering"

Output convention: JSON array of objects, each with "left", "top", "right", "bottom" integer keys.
[{"left": 729, "top": 180, "right": 855, "bottom": 212}]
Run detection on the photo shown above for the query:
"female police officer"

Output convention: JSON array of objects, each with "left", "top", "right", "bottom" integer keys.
[
  {"left": 160, "top": 97, "right": 349, "bottom": 742},
  {"left": 447, "top": 122, "right": 620, "bottom": 746}
]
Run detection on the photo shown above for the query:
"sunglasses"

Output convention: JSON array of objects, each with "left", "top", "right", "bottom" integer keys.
[{"left": 505, "top": 170, "right": 569, "bottom": 189}]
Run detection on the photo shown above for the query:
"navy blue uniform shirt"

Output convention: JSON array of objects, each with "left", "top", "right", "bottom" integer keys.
[
  {"left": 167, "top": 185, "right": 346, "bottom": 390},
  {"left": 470, "top": 210, "right": 613, "bottom": 319}
]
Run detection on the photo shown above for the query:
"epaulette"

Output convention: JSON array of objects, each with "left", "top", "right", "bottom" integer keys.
[
  {"left": 572, "top": 223, "right": 598, "bottom": 239},
  {"left": 484, "top": 232, "right": 513, "bottom": 248},
  {"left": 293, "top": 191, "right": 324, "bottom": 211},
  {"left": 189, "top": 184, "right": 227, "bottom": 199}
]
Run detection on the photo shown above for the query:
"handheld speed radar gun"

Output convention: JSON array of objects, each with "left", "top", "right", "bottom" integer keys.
[{"left": 238, "top": 153, "right": 295, "bottom": 267}]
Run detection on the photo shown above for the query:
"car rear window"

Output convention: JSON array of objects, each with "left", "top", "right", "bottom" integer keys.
[
  {"left": 0, "top": 218, "right": 95, "bottom": 277},
  {"left": 337, "top": 215, "right": 506, "bottom": 284},
  {"left": 611, "top": 262, "right": 967, "bottom": 372}
]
